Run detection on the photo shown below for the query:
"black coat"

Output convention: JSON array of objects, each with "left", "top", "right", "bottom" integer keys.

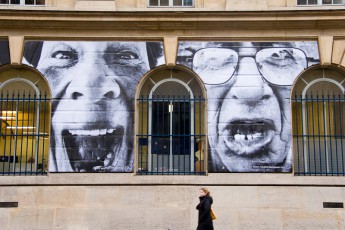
[{"left": 196, "top": 195, "right": 214, "bottom": 230}]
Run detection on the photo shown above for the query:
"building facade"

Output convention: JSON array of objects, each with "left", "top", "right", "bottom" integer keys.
[{"left": 1, "top": 0, "right": 345, "bottom": 229}]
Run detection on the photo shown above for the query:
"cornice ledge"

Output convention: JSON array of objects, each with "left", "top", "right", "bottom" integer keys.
[
  {"left": 1, "top": 8, "right": 345, "bottom": 19},
  {"left": 0, "top": 9, "right": 345, "bottom": 30}
]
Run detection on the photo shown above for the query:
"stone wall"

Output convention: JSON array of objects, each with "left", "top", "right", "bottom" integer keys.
[{"left": 1, "top": 182, "right": 345, "bottom": 229}]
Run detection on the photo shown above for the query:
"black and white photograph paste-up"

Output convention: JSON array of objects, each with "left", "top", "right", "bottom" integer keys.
[
  {"left": 0, "top": 40, "right": 10, "bottom": 66},
  {"left": 23, "top": 41, "right": 164, "bottom": 172},
  {"left": 177, "top": 41, "right": 320, "bottom": 172}
]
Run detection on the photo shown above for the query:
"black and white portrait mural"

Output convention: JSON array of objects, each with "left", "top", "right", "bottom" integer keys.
[
  {"left": 177, "top": 41, "right": 319, "bottom": 172},
  {"left": 0, "top": 40, "right": 10, "bottom": 66},
  {"left": 23, "top": 41, "right": 165, "bottom": 172}
]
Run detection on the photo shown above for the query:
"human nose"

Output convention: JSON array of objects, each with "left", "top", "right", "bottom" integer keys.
[
  {"left": 66, "top": 61, "right": 121, "bottom": 101},
  {"left": 227, "top": 57, "right": 274, "bottom": 106}
]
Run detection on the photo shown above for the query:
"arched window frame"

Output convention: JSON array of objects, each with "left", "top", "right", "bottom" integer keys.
[
  {"left": 293, "top": 67, "right": 345, "bottom": 176},
  {"left": 147, "top": 78, "right": 195, "bottom": 172},
  {"left": 0, "top": 66, "right": 51, "bottom": 175},
  {"left": 135, "top": 66, "right": 207, "bottom": 175}
]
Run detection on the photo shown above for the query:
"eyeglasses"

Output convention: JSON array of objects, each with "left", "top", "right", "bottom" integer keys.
[{"left": 192, "top": 47, "right": 308, "bottom": 86}]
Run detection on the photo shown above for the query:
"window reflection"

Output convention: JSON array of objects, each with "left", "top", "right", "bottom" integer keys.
[
  {"left": 0, "top": 0, "right": 45, "bottom": 5},
  {"left": 149, "top": 0, "right": 193, "bottom": 6}
]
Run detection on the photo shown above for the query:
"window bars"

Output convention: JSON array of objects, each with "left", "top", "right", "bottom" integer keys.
[
  {"left": 149, "top": 0, "right": 193, "bottom": 7},
  {"left": 0, "top": 90, "right": 50, "bottom": 175},
  {"left": 293, "top": 92, "right": 345, "bottom": 175},
  {"left": 137, "top": 95, "right": 206, "bottom": 175},
  {"left": 297, "top": 0, "right": 344, "bottom": 5},
  {"left": 0, "top": 0, "right": 45, "bottom": 5}
]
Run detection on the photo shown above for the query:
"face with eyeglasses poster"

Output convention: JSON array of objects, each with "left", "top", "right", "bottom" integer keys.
[{"left": 177, "top": 41, "right": 319, "bottom": 172}]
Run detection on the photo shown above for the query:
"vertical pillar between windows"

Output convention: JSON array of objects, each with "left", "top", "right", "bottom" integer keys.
[
  {"left": 8, "top": 36, "right": 24, "bottom": 65},
  {"left": 163, "top": 36, "right": 178, "bottom": 66},
  {"left": 318, "top": 36, "right": 333, "bottom": 66}
]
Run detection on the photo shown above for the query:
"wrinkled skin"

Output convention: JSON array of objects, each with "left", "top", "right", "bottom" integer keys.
[
  {"left": 194, "top": 42, "right": 295, "bottom": 172},
  {"left": 37, "top": 42, "right": 150, "bottom": 172},
  {"left": 210, "top": 44, "right": 291, "bottom": 172}
]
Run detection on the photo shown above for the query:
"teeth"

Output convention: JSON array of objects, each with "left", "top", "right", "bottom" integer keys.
[
  {"left": 100, "top": 129, "right": 107, "bottom": 135},
  {"left": 63, "top": 126, "right": 124, "bottom": 172},
  {"left": 233, "top": 132, "right": 264, "bottom": 141},
  {"left": 90, "top": 130, "right": 99, "bottom": 136},
  {"left": 252, "top": 133, "right": 264, "bottom": 139},
  {"left": 234, "top": 134, "right": 246, "bottom": 141},
  {"left": 228, "top": 121, "right": 269, "bottom": 142},
  {"left": 68, "top": 129, "right": 115, "bottom": 136}
]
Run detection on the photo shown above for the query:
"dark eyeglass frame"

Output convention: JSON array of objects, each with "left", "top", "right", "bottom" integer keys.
[{"left": 191, "top": 47, "right": 309, "bottom": 86}]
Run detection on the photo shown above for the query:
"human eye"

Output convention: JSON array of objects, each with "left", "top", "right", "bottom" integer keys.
[
  {"left": 194, "top": 48, "right": 237, "bottom": 69},
  {"left": 49, "top": 44, "right": 78, "bottom": 67},
  {"left": 193, "top": 48, "right": 238, "bottom": 84},
  {"left": 114, "top": 51, "right": 139, "bottom": 61},
  {"left": 105, "top": 45, "right": 141, "bottom": 65},
  {"left": 52, "top": 51, "right": 77, "bottom": 60},
  {"left": 265, "top": 50, "right": 297, "bottom": 67},
  {"left": 256, "top": 48, "right": 307, "bottom": 85},
  {"left": 257, "top": 48, "right": 306, "bottom": 70}
]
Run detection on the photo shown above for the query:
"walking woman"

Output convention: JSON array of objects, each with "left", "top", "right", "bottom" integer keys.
[{"left": 196, "top": 188, "right": 214, "bottom": 230}]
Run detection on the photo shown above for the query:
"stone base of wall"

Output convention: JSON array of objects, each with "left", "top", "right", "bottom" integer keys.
[{"left": 1, "top": 185, "right": 344, "bottom": 229}]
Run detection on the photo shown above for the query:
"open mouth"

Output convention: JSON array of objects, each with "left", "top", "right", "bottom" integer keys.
[
  {"left": 62, "top": 127, "right": 124, "bottom": 172},
  {"left": 222, "top": 120, "right": 275, "bottom": 156},
  {"left": 228, "top": 120, "right": 274, "bottom": 141}
]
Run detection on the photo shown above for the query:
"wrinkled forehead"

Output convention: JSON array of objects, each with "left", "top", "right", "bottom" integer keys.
[{"left": 41, "top": 41, "right": 148, "bottom": 54}]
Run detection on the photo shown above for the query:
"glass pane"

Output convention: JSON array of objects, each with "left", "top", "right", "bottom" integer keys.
[
  {"left": 0, "top": 83, "right": 50, "bottom": 175},
  {"left": 160, "top": 0, "right": 169, "bottom": 6},
  {"left": 149, "top": 0, "right": 158, "bottom": 6},
  {"left": 322, "top": 0, "right": 333, "bottom": 4},
  {"left": 173, "top": 0, "right": 182, "bottom": 6},
  {"left": 308, "top": 0, "right": 318, "bottom": 4},
  {"left": 10, "top": 0, "right": 20, "bottom": 4},
  {"left": 152, "top": 101, "right": 170, "bottom": 156},
  {"left": 25, "top": 0, "right": 34, "bottom": 5},
  {"left": 297, "top": 0, "right": 307, "bottom": 4},
  {"left": 193, "top": 48, "right": 238, "bottom": 85},
  {"left": 0, "top": 0, "right": 9, "bottom": 4},
  {"left": 256, "top": 48, "right": 307, "bottom": 86},
  {"left": 153, "top": 81, "right": 189, "bottom": 97},
  {"left": 184, "top": 0, "right": 193, "bottom": 6},
  {"left": 171, "top": 102, "right": 190, "bottom": 156},
  {"left": 306, "top": 82, "right": 342, "bottom": 97},
  {"left": 306, "top": 82, "right": 343, "bottom": 136},
  {"left": 151, "top": 101, "right": 191, "bottom": 156}
]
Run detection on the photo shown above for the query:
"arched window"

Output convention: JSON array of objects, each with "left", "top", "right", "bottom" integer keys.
[
  {"left": 0, "top": 66, "right": 50, "bottom": 175},
  {"left": 292, "top": 67, "right": 345, "bottom": 175},
  {"left": 136, "top": 67, "right": 206, "bottom": 175}
]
